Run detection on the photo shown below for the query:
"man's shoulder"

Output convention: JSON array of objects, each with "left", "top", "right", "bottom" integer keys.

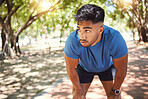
[
  {"left": 68, "top": 30, "right": 79, "bottom": 40},
  {"left": 64, "top": 30, "right": 80, "bottom": 59},
  {"left": 104, "top": 25, "right": 119, "bottom": 35},
  {"left": 69, "top": 30, "right": 78, "bottom": 36},
  {"left": 66, "top": 30, "right": 79, "bottom": 45},
  {"left": 103, "top": 25, "right": 120, "bottom": 40}
]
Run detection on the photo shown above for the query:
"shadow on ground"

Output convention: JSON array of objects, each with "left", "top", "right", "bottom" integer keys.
[
  {"left": 0, "top": 48, "right": 66, "bottom": 99},
  {"left": 0, "top": 41, "right": 148, "bottom": 99},
  {"left": 32, "top": 41, "right": 148, "bottom": 99},
  {"left": 122, "top": 41, "right": 148, "bottom": 99}
]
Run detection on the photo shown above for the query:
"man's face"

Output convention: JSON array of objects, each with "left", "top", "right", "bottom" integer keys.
[{"left": 77, "top": 20, "right": 104, "bottom": 47}]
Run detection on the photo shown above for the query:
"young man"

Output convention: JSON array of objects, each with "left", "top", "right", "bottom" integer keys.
[{"left": 64, "top": 4, "right": 128, "bottom": 99}]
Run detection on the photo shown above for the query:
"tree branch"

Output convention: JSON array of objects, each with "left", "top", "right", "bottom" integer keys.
[
  {"left": 15, "top": 14, "right": 32, "bottom": 36},
  {"left": 23, "top": 5, "right": 58, "bottom": 31},
  {"left": 29, "top": 0, "right": 40, "bottom": 19},
  {"left": 15, "top": 0, "right": 61, "bottom": 36},
  {"left": 25, "top": 17, "right": 37, "bottom": 29},
  {"left": 0, "top": 16, "right": 8, "bottom": 33},
  {"left": 131, "top": 3, "right": 140, "bottom": 23},
  {"left": 124, "top": 9, "right": 139, "bottom": 30},
  {"left": 130, "top": 8, "right": 141, "bottom": 26},
  {"left": 0, "top": 15, "right": 3, "bottom": 23},
  {"left": 0, "top": 15, "right": 6, "bottom": 25},
  {"left": 0, "top": 0, "right": 5, "bottom": 7},
  {"left": 144, "top": 0, "right": 147, "bottom": 24},
  {"left": 33, "top": 0, "right": 61, "bottom": 19},
  {"left": 6, "top": 0, "right": 11, "bottom": 13},
  {"left": 16, "top": 8, "right": 51, "bottom": 36},
  {"left": 5, "top": 5, "right": 21, "bottom": 23},
  {"left": 112, "top": 0, "right": 141, "bottom": 28}
]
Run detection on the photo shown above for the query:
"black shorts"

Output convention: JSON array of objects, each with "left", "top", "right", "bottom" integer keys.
[{"left": 76, "top": 64, "right": 116, "bottom": 83}]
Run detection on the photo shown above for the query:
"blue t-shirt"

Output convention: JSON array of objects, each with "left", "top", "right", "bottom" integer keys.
[{"left": 64, "top": 25, "right": 128, "bottom": 72}]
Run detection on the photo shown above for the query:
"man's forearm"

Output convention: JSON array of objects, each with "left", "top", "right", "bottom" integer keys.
[
  {"left": 64, "top": 54, "right": 81, "bottom": 90},
  {"left": 67, "top": 67, "right": 82, "bottom": 90},
  {"left": 113, "top": 69, "right": 127, "bottom": 90},
  {"left": 112, "top": 53, "right": 128, "bottom": 90}
]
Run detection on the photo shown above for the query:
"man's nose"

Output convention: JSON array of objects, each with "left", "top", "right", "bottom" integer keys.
[{"left": 81, "top": 32, "right": 86, "bottom": 39}]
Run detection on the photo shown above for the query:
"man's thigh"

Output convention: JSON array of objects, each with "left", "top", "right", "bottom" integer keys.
[
  {"left": 98, "top": 64, "right": 116, "bottom": 81},
  {"left": 76, "top": 65, "right": 94, "bottom": 95},
  {"left": 97, "top": 65, "right": 116, "bottom": 97},
  {"left": 76, "top": 65, "right": 94, "bottom": 83}
]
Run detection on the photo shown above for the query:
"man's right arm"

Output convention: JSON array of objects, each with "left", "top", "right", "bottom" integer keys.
[{"left": 64, "top": 54, "right": 85, "bottom": 99}]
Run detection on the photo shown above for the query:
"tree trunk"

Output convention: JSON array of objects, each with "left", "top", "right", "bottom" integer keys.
[
  {"left": 1, "top": 32, "right": 22, "bottom": 58},
  {"left": 13, "top": 35, "right": 21, "bottom": 55},
  {"left": 141, "top": 26, "right": 148, "bottom": 42},
  {"left": 1, "top": 28, "right": 6, "bottom": 51},
  {"left": 137, "top": 28, "right": 142, "bottom": 42},
  {"left": 1, "top": 24, "right": 22, "bottom": 58},
  {"left": 131, "top": 29, "right": 135, "bottom": 41},
  {"left": 1, "top": 34, "right": 22, "bottom": 58},
  {"left": 2, "top": 32, "right": 15, "bottom": 57}
]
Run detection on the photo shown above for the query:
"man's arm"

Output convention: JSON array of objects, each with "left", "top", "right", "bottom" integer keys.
[
  {"left": 112, "top": 53, "right": 128, "bottom": 90},
  {"left": 64, "top": 54, "right": 85, "bottom": 99}
]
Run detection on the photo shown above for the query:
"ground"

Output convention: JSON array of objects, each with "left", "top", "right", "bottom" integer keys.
[
  {"left": 0, "top": 41, "right": 148, "bottom": 99},
  {"left": 0, "top": 45, "right": 66, "bottom": 99}
]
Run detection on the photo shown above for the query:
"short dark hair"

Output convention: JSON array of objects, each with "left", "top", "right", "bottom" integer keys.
[{"left": 74, "top": 4, "right": 105, "bottom": 24}]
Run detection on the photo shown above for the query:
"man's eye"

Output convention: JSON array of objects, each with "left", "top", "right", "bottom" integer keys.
[{"left": 86, "top": 30, "right": 90, "bottom": 33}]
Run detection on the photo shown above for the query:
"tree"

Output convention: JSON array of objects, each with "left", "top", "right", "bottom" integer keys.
[
  {"left": 107, "top": 0, "right": 147, "bottom": 42},
  {"left": 0, "top": 0, "right": 110, "bottom": 59},
  {"left": 0, "top": 0, "right": 62, "bottom": 58}
]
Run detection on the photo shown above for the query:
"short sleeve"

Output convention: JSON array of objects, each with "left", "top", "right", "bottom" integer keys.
[
  {"left": 64, "top": 33, "right": 80, "bottom": 59},
  {"left": 109, "top": 32, "right": 128, "bottom": 59}
]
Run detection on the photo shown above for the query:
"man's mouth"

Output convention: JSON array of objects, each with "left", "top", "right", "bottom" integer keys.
[
  {"left": 80, "top": 39, "right": 88, "bottom": 42},
  {"left": 80, "top": 40, "right": 88, "bottom": 45},
  {"left": 80, "top": 41, "right": 86, "bottom": 43}
]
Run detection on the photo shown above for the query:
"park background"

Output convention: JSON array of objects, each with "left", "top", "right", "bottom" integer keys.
[{"left": 0, "top": 0, "right": 147, "bottom": 99}]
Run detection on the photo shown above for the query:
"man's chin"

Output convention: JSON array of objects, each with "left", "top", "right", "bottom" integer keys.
[{"left": 81, "top": 44, "right": 90, "bottom": 47}]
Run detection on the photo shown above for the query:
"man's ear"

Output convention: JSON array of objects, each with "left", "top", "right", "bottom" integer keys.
[{"left": 100, "top": 26, "right": 104, "bottom": 33}]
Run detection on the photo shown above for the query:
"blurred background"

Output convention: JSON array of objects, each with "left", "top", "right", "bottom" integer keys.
[{"left": 0, "top": 0, "right": 147, "bottom": 99}]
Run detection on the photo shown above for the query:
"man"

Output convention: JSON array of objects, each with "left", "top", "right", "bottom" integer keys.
[{"left": 64, "top": 4, "right": 128, "bottom": 99}]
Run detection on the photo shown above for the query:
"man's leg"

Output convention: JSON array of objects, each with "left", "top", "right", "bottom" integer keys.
[
  {"left": 101, "top": 81, "right": 121, "bottom": 99},
  {"left": 80, "top": 83, "right": 91, "bottom": 96},
  {"left": 75, "top": 65, "right": 94, "bottom": 96},
  {"left": 98, "top": 65, "right": 121, "bottom": 99},
  {"left": 72, "top": 83, "right": 91, "bottom": 96},
  {"left": 73, "top": 65, "right": 93, "bottom": 98}
]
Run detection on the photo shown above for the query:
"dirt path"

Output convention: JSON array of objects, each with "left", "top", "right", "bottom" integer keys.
[
  {"left": 0, "top": 41, "right": 148, "bottom": 99},
  {"left": 33, "top": 41, "right": 148, "bottom": 99},
  {"left": 122, "top": 41, "right": 148, "bottom": 98},
  {"left": 0, "top": 48, "right": 66, "bottom": 99}
]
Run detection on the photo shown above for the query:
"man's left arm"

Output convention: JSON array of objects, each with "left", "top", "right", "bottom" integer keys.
[{"left": 112, "top": 52, "right": 128, "bottom": 91}]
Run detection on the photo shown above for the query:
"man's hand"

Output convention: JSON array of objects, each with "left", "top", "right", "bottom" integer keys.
[
  {"left": 108, "top": 89, "right": 121, "bottom": 99},
  {"left": 72, "top": 88, "right": 86, "bottom": 99}
]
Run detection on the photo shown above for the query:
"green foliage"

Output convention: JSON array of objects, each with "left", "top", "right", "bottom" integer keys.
[
  {"left": 0, "top": 1, "right": 7, "bottom": 18},
  {"left": 1, "top": 0, "right": 112, "bottom": 39},
  {"left": 20, "top": 0, "right": 110, "bottom": 38},
  {"left": 105, "top": 0, "right": 147, "bottom": 41}
]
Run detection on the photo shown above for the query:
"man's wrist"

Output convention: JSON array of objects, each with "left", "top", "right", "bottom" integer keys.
[
  {"left": 75, "top": 88, "right": 82, "bottom": 91},
  {"left": 74, "top": 86, "right": 83, "bottom": 92},
  {"left": 112, "top": 88, "right": 120, "bottom": 96}
]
